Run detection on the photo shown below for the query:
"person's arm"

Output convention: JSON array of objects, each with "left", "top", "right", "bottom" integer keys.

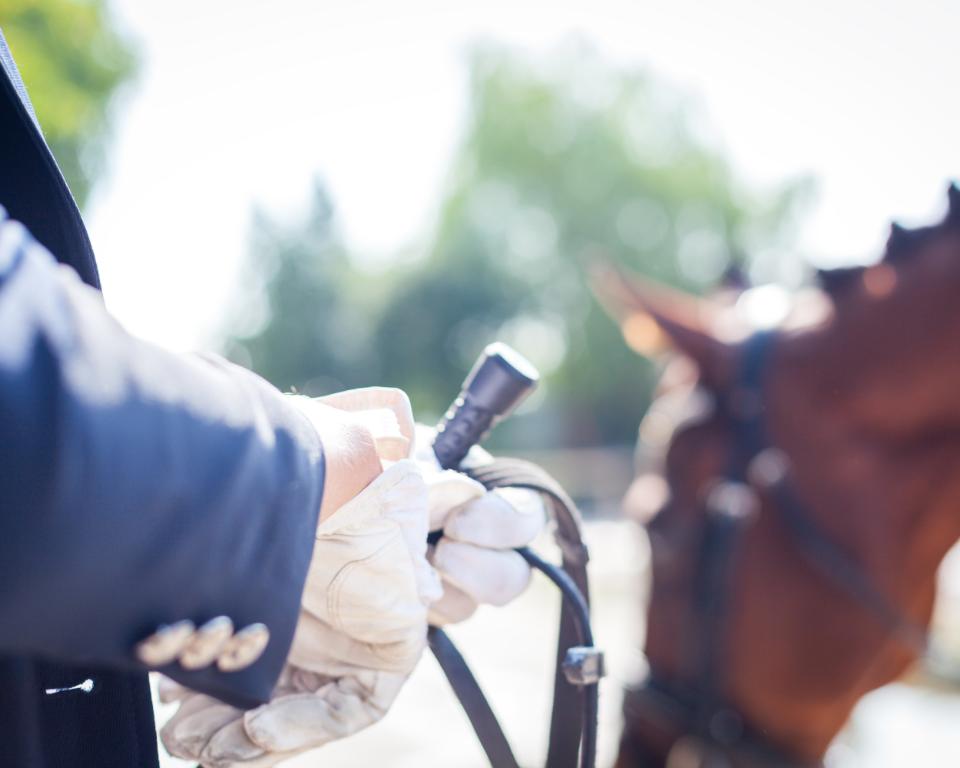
[{"left": 0, "top": 210, "right": 331, "bottom": 708}]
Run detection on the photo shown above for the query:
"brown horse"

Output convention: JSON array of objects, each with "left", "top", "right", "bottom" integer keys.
[{"left": 596, "top": 186, "right": 960, "bottom": 767}]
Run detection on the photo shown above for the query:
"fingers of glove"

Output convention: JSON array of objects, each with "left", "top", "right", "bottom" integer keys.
[
  {"left": 431, "top": 540, "right": 532, "bottom": 607},
  {"left": 241, "top": 672, "right": 407, "bottom": 753},
  {"left": 443, "top": 487, "right": 547, "bottom": 549},
  {"left": 160, "top": 694, "right": 242, "bottom": 762},
  {"left": 289, "top": 610, "right": 426, "bottom": 676},
  {"left": 157, "top": 675, "right": 190, "bottom": 704},
  {"left": 427, "top": 580, "right": 478, "bottom": 625},
  {"left": 203, "top": 749, "right": 288, "bottom": 768},
  {"left": 193, "top": 666, "right": 327, "bottom": 768},
  {"left": 424, "top": 469, "right": 486, "bottom": 531},
  {"left": 198, "top": 718, "right": 271, "bottom": 768}
]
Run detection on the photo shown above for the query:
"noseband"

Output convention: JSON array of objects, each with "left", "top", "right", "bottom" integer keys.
[{"left": 623, "top": 331, "right": 930, "bottom": 768}]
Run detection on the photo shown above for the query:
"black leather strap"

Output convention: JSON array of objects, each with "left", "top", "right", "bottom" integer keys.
[
  {"left": 428, "top": 626, "right": 520, "bottom": 768},
  {"left": 466, "top": 459, "right": 591, "bottom": 768},
  {"left": 429, "top": 457, "right": 596, "bottom": 768},
  {"left": 623, "top": 676, "right": 821, "bottom": 768}
]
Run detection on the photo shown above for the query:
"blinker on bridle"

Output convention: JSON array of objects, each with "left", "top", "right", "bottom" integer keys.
[{"left": 627, "top": 330, "right": 931, "bottom": 768}]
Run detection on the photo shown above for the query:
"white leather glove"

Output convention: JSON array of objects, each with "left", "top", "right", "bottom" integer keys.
[
  {"left": 161, "top": 391, "right": 439, "bottom": 767},
  {"left": 414, "top": 425, "right": 548, "bottom": 625}
]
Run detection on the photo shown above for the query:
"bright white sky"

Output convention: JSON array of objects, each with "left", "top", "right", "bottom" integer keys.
[{"left": 85, "top": 0, "right": 960, "bottom": 351}]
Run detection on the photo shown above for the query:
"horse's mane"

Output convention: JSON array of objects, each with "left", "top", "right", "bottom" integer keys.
[{"left": 816, "top": 184, "right": 960, "bottom": 299}]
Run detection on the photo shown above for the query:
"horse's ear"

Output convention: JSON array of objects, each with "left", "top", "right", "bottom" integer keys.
[
  {"left": 946, "top": 183, "right": 960, "bottom": 228},
  {"left": 591, "top": 265, "right": 737, "bottom": 391}
]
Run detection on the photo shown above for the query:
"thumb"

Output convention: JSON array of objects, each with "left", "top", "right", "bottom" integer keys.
[{"left": 319, "top": 388, "right": 415, "bottom": 462}]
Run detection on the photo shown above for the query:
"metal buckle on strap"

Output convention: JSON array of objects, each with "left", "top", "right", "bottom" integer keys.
[
  {"left": 562, "top": 646, "right": 605, "bottom": 685},
  {"left": 705, "top": 480, "right": 759, "bottom": 521}
]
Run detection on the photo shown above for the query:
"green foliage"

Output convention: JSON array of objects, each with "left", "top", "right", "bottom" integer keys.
[
  {"left": 228, "top": 44, "right": 805, "bottom": 448},
  {"left": 1, "top": 0, "right": 137, "bottom": 208},
  {"left": 226, "top": 189, "right": 384, "bottom": 396}
]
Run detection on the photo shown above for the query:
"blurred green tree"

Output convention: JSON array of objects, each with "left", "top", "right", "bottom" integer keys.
[
  {"left": 228, "top": 44, "right": 807, "bottom": 448},
  {"left": 1, "top": 0, "right": 137, "bottom": 208},
  {"left": 225, "top": 187, "right": 384, "bottom": 396}
]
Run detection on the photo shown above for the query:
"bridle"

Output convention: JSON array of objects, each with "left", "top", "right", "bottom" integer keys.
[
  {"left": 429, "top": 458, "right": 602, "bottom": 768},
  {"left": 622, "top": 330, "right": 930, "bottom": 768},
  {"left": 425, "top": 342, "right": 602, "bottom": 768}
]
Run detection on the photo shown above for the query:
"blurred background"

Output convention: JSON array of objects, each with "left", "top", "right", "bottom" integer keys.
[{"left": 3, "top": 0, "right": 960, "bottom": 764}]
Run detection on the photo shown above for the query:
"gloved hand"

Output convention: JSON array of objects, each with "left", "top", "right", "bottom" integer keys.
[
  {"left": 414, "top": 425, "right": 548, "bottom": 625},
  {"left": 160, "top": 389, "right": 440, "bottom": 767},
  {"left": 299, "top": 387, "right": 417, "bottom": 521}
]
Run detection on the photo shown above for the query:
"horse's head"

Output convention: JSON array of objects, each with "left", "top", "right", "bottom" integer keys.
[{"left": 601, "top": 185, "right": 960, "bottom": 766}]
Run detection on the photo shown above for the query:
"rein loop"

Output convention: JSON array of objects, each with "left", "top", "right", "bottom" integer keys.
[{"left": 430, "top": 457, "right": 602, "bottom": 768}]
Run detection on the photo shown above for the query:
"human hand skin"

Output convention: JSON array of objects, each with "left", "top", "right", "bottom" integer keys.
[
  {"left": 305, "top": 392, "right": 549, "bottom": 625},
  {"left": 292, "top": 387, "right": 416, "bottom": 521},
  {"left": 159, "top": 388, "right": 435, "bottom": 767},
  {"left": 303, "top": 394, "right": 546, "bottom": 626},
  {"left": 160, "top": 461, "right": 436, "bottom": 767},
  {"left": 297, "top": 401, "right": 381, "bottom": 522}
]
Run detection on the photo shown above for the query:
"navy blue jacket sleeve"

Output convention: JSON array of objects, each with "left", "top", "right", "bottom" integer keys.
[{"left": 0, "top": 210, "right": 325, "bottom": 709}]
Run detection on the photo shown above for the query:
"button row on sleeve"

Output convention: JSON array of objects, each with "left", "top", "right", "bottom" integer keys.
[{"left": 135, "top": 617, "right": 270, "bottom": 672}]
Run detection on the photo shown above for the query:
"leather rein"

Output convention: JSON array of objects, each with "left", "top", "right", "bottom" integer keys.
[
  {"left": 623, "top": 330, "right": 930, "bottom": 767},
  {"left": 429, "top": 458, "right": 603, "bottom": 768}
]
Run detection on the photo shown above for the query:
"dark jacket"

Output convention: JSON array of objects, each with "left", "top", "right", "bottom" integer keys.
[{"left": 0, "top": 31, "right": 324, "bottom": 767}]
